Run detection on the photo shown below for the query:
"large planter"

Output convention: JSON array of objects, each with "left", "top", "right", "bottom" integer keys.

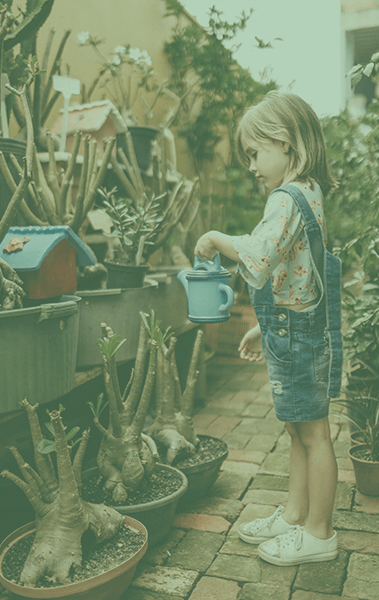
[
  {"left": 0, "top": 516, "right": 147, "bottom": 600},
  {"left": 75, "top": 279, "right": 158, "bottom": 369},
  {"left": 82, "top": 464, "right": 188, "bottom": 547},
  {"left": 0, "top": 295, "right": 80, "bottom": 414},
  {"left": 104, "top": 260, "right": 150, "bottom": 289},
  {"left": 177, "top": 435, "right": 229, "bottom": 506},
  {"left": 349, "top": 444, "right": 379, "bottom": 496}
]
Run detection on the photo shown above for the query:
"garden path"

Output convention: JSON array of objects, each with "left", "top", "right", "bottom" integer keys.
[{"left": 126, "top": 354, "right": 379, "bottom": 600}]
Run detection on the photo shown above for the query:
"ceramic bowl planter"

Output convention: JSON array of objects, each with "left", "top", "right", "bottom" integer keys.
[
  {"left": 82, "top": 464, "right": 188, "bottom": 547},
  {"left": 0, "top": 516, "right": 147, "bottom": 600},
  {"left": 176, "top": 435, "right": 229, "bottom": 506},
  {"left": 348, "top": 444, "right": 379, "bottom": 496}
]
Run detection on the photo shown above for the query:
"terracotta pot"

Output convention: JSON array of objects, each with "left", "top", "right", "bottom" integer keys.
[
  {"left": 348, "top": 443, "right": 379, "bottom": 496},
  {"left": 178, "top": 435, "right": 229, "bottom": 507},
  {"left": 349, "top": 430, "right": 366, "bottom": 446},
  {"left": 0, "top": 516, "right": 147, "bottom": 600}
]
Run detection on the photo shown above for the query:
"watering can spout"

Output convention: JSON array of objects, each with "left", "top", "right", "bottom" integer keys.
[{"left": 177, "top": 268, "right": 189, "bottom": 295}]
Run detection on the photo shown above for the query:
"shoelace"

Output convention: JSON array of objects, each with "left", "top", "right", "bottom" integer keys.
[
  {"left": 280, "top": 525, "right": 303, "bottom": 550},
  {"left": 245, "top": 505, "right": 284, "bottom": 533}
]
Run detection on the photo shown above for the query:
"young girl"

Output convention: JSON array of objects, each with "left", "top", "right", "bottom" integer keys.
[{"left": 194, "top": 91, "right": 343, "bottom": 566}]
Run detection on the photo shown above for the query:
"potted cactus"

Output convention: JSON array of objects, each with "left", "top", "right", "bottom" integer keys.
[
  {"left": 0, "top": 400, "right": 147, "bottom": 599},
  {"left": 81, "top": 312, "right": 188, "bottom": 546}
]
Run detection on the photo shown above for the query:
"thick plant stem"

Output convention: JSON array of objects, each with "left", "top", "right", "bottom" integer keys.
[
  {"left": 58, "top": 130, "right": 81, "bottom": 220},
  {"left": 181, "top": 329, "right": 203, "bottom": 418},
  {"left": 123, "top": 322, "right": 150, "bottom": 424},
  {"left": 131, "top": 342, "right": 157, "bottom": 437},
  {"left": 70, "top": 135, "right": 89, "bottom": 233},
  {"left": 82, "top": 137, "right": 115, "bottom": 217},
  {"left": 102, "top": 355, "right": 122, "bottom": 438},
  {"left": 73, "top": 429, "right": 90, "bottom": 491}
]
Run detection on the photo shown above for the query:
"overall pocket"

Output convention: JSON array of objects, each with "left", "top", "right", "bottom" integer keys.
[
  {"left": 313, "top": 342, "right": 330, "bottom": 381},
  {"left": 264, "top": 327, "right": 292, "bottom": 365}
]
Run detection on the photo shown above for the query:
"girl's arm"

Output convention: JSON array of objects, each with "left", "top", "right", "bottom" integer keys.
[{"left": 194, "top": 230, "right": 241, "bottom": 263}]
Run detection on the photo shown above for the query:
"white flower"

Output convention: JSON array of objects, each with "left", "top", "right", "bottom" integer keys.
[
  {"left": 114, "top": 45, "right": 127, "bottom": 56},
  {"left": 128, "top": 47, "right": 152, "bottom": 67},
  {"left": 77, "top": 31, "right": 90, "bottom": 45},
  {"left": 111, "top": 54, "right": 121, "bottom": 66}
]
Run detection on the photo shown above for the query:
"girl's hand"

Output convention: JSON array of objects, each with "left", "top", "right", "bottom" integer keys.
[
  {"left": 238, "top": 324, "right": 264, "bottom": 362},
  {"left": 194, "top": 232, "right": 218, "bottom": 261}
]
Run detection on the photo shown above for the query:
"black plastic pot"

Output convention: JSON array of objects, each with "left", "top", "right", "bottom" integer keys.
[
  {"left": 349, "top": 443, "right": 379, "bottom": 496},
  {"left": 117, "top": 126, "right": 159, "bottom": 172},
  {"left": 0, "top": 138, "right": 27, "bottom": 224},
  {"left": 104, "top": 260, "right": 150, "bottom": 289},
  {"left": 82, "top": 464, "right": 188, "bottom": 547},
  {"left": 178, "top": 435, "right": 229, "bottom": 506}
]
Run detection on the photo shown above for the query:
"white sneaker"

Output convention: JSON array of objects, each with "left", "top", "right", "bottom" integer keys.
[
  {"left": 238, "top": 506, "right": 295, "bottom": 544},
  {"left": 258, "top": 525, "right": 338, "bottom": 565}
]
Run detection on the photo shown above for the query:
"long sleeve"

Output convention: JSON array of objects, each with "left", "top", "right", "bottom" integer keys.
[{"left": 232, "top": 189, "right": 302, "bottom": 289}]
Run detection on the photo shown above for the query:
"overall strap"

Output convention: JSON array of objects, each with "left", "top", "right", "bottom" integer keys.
[{"left": 277, "top": 184, "right": 342, "bottom": 398}]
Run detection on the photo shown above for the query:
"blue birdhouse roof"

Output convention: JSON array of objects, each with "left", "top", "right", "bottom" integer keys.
[{"left": 0, "top": 226, "right": 95, "bottom": 271}]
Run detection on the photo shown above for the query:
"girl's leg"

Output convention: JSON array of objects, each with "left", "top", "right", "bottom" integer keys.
[
  {"left": 296, "top": 416, "right": 337, "bottom": 539},
  {"left": 281, "top": 422, "right": 309, "bottom": 526}
]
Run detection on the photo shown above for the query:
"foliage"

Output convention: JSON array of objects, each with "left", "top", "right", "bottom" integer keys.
[
  {"left": 163, "top": 0, "right": 276, "bottom": 235},
  {"left": 101, "top": 186, "right": 164, "bottom": 266}
]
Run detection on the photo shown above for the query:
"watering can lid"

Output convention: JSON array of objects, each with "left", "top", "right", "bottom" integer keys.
[{"left": 186, "top": 253, "right": 231, "bottom": 280}]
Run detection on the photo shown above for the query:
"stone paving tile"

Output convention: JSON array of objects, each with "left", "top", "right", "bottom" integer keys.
[
  {"left": 219, "top": 536, "right": 259, "bottom": 557},
  {"left": 222, "top": 460, "right": 259, "bottom": 479},
  {"left": 333, "top": 439, "right": 352, "bottom": 458},
  {"left": 233, "top": 417, "right": 285, "bottom": 437},
  {"left": 192, "top": 412, "right": 219, "bottom": 430},
  {"left": 245, "top": 434, "right": 279, "bottom": 453},
  {"left": 338, "top": 530, "right": 379, "bottom": 554},
  {"left": 181, "top": 496, "right": 244, "bottom": 522},
  {"left": 249, "top": 473, "right": 289, "bottom": 491},
  {"left": 338, "top": 469, "right": 356, "bottom": 485},
  {"left": 173, "top": 513, "right": 230, "bottom": 534},
  {"left": 335, "top": 482, "right": 354, "bottom": 511},
  {"left": 294, "top": 550, "right": 349, "bottom": 595},
  {"left": 143, "top": 529, "right": 186, "bottom": 566},
  {"left": 167, "top": 530, "right": 224, "bottom": 572},
  {"left": 222, "top": 431, "right": 254, "bottom": 450},
  {"left": 238, "top": 582, "right": 291, "bottom": 600},
  {"left": 209, "top": 469, "right": 255, "bottom": 500},
  {"left": 353, "top": 491, "right": 379, "bottom": 513},
  {"left": 275, "top": 432, "right": 291, "bottom": 453},
  {"left": 206, "top": 553, "right": 261, "bottom": 582},
  {"left": 343, "top": 552, "right": 379, "bottom": 599},
  {"left": 126, "top": 589, "right": 184, "bottom": 600},
  {"left": 337, "top": 456, "right": 354, "bottom": 471},
  {"left": 291, "top": 592, "right": 356, "bottom": 600},
  {"left": 241, "top": 403, "right": 273, "bottom": 418},
  {"left": 333, "top": 509, "right": 379, "bottom": 533},
  {"left": 259, "top": 450, "right": 291, "bottom": 476},
  {"left": 242, "top": 488, "right": 289, "bottom": 506},
  {"left": 260, "top": 560, "right": 298, "bottom": 587},
  {"left": 188, "top": 576, "right": 240, "bottom": 600},
  {"left": 253, "top": 383, "right": 274, "bottom": 405},
  {"left": 227, "top": 448, "right": 266, "bottom": 464},
  {"left": 131, "top": 565, "right": 198, "bottom": 597},
  {"left": 203, "top": 416, "right": 241, "bottom": 438}
]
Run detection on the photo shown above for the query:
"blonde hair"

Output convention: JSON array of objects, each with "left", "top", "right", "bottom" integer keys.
[{"left": 236, "top": 91, "right": 338, "bottom": 196}]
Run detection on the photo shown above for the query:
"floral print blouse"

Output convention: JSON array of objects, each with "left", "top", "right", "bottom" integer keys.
[{"left": 232, "top": 179, "right": 327, "bottom": 306}]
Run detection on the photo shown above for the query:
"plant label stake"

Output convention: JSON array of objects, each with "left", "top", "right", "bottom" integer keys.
[
  {"left": 0, "top": 73, "right": 10, "bottom": 138},
  {"left": 53, "top": 75, "right": 80, "bottom": 152}
]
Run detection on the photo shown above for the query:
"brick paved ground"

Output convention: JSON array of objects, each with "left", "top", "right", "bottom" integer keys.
[{"left": 125, "top": 355, "right": 379, "bottom": 600}]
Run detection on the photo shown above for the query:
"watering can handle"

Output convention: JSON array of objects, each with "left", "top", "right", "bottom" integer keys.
[
  {"left": 219, "top": 283, "right": 234, "bottom": 313},
  {"left": 193, "top": 252, "right": 221, "bottom": 271}
]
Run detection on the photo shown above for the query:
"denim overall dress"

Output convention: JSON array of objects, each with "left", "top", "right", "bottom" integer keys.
[{"left": 249, "top": 184, "right": 343, "bottom": 422}]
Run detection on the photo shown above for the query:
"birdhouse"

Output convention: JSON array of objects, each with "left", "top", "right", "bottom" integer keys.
[
  {"left": 0, "top": 226, "right": 95, "bottom": 300},
  {"left": 50, "top": 100, "right": 127, "bottom": 157}
]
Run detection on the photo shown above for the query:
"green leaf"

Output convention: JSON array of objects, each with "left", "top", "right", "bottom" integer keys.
[
  {"left": 37, "top": 438, "right": 57, "bottom": 454},
  {"left": 65, "top": 426, "right": 80, "bottom": 442}
]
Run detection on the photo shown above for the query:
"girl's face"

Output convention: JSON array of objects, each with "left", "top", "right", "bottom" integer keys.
[{"left": 242, "top": 137, "right": 290, "bottom": 192}]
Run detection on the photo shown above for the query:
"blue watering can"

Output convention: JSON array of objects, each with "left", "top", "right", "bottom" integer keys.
[{"left": 177, "top": 253, "right": 234, "bottom": 323}]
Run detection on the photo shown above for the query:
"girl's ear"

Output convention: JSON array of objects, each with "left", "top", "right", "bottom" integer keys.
[{"left": 282, "top": 142, "right": 290, "bottom": 154}]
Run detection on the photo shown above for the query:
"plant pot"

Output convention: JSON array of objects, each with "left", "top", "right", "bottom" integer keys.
[
  {"left": 75, "top": 279, "right": 158, "bottom": 369},
  {"left": 82, "top": 464, "right": 188, "bottom": 547},
  {"left": 0, "top": 138, "right": 28, "bottom": 225},
  {"left": 0, "top": 516, "right": 147, "bottom": 600},
  {"left": 350, "top": 430, "right": 367, "bottom": 446},
  {"left": 348, "top": 443, "right": 379, "bottom": 496},
  {"left": 118, "top": 126, "right": 159, "bottom": 172},
  {"left": 0, "top": 295, "right": 80, "bottom": 414},
  {"left": 177, "top": 435, "right": 229, "bottom": 506},
  {"left": 104, "top": 260, "right": 150, "bottom": 289}
]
